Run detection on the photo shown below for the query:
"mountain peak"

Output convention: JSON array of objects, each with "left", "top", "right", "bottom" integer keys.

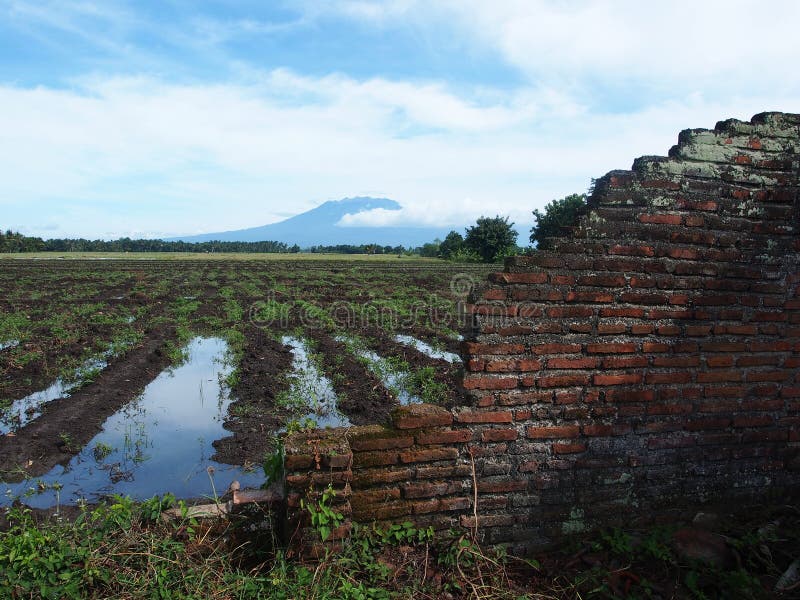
[{"left": 168, "top": 196, "right": 448, "bottom": 247}]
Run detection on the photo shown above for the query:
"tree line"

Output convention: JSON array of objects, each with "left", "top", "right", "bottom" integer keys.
[
  {"left": 1, "top": 193, "right": 587, "bottom": 261},
  {"left": 417, "top": 192, "right": 587, "bottom": 262}
]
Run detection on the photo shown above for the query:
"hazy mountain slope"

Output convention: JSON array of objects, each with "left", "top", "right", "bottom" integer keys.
[{"left": 169, "top": 197, "right": 452, "bottom": 247}]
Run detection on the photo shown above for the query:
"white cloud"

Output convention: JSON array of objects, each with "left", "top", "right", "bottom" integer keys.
[
  {"left": 306, "top": 1, "right": 800, "bottom": 99},
  {"left": 0, "top": 66, "right": 798, "bottom": 239}
]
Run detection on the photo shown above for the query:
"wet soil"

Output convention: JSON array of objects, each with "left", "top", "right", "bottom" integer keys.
[
  {"left": 212, "top": 327, "right": 292, "bottom": 465},
  {"left": 1, "top": 259, "right": 492, "bottom": 490},
  {"left": 306, "top": 328, "right": 396, "bottom": 426},
  {"left": 0, "top": 327, "right": 175, "bottom": 481},
  {"left": 361, "top": 326, "right": 461, "bottom": 407}
]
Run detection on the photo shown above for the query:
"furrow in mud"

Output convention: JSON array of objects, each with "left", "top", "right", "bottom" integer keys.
[
  {"left": 0, "top": 327, "right": 176, "bottom": 481},
  {"left": 211, "top": 326, "right": 293, "bottom": 466},
  {"left": 305, "top": 328, "right": 396, "bottom": 426},
  {"left": 361, "top": 326, "right": 461, "bottom": 407}
]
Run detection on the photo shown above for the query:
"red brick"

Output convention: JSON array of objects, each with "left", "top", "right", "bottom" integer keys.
[
  {"left": 526, "top": 425, "right": 580, "bottom": 439},
  {"left": 455, "top": 410, "right": 513, "bottom": 424},
  {"left": 583, "top": 424, "right": 614, "bottom": 436},
  {"left": 653, "top": 356, "right": 700, "bottom": 367},
  {"left": 733, "top": 415, "right": 774, "bottom": 428},
  {"left": 621, "top": 292, "right": 669, "bottom": 305},
  {"left": 597, "top": 323, "right": 627, "bottom": 334},
  {"left": 552, "top": 442, "right": 587, "bottom": 454},
  {"left": 684, "top": 215, "right": 705, "bottom": 227},
  {"left": 393, "top": 404, "right": 453, "bottom": 429},
  {"left": 643, "top": 342, "right": 670, "bottom": 353},
  {"left": 547, "top": 357, "right": 598, "bottom": 369},
  {"left": 685, "top": 417, "right": 731, "bottom": 431},
  {"left": 532, "top": 343, "right": 582, "bottom": 355},
  {"left": 412, "top": 496, "right": 471, "bottom": 514},
  {"left": 399, "top": 447, "right": 459, "bottom": 464},
  {"left": 467, "top": 358, "right": 485, "bottom": 371},
  {"left": 638, "top": 213, "right": 682, "bottom": 225},
  {"left": 707, "top": 355, "right": 735, "bottom": 368},
  {"left": 490, "top": 272, "right": 548, "bottom": 284},
  {"left": 736, "top": 355, "right": 781, "bottom": 367},
  {"left": 593, "top": 373, "right": 643, "bottom": 386},
  {"left": 647, "top": 372, "right": 692, "bottom": 384},
  {"left": 350, "top": 435, "right": 414, "bottom": 452},
  {"left": 547, "top": 306, "right": 594, "bottom": 318},
  {"left": 587, "top": 343, "right": 636, "bottom": 354},
  {"left": 606, "top": 389, "right": 655, "bottom": 403},
  {"left": 702, "top": 342, "right": 746, "bottom": 352},
  {"left": 647, "top": 402, "right": 693, "bottom": 415},
  {"left": 477, "top": 480, "right": 528, "bottom": 493},
  {"left": 631, "top": 324, "right": 655, "bottom": 335},
  {"left": 482, "top": 288, "right": 507, "bottom": 300},
  {"left": 566, "top": 291, "right": 614, "bottom": 303},
  {"left": 462, "top": 375, "right": 519, "bottom": 390},
  {"left": 609, "top": 244, "right": 655, "bottom": 257},
  {"left": 697, "top": 371, "right": 742, "bottom": 383},
  {"left": 353, "top": 451, "right": 400, "bottom": 468},
  {"left": 402, "top": 482, "right": 462, "bottom": 499},
  {"left": 602, "top": 356, "right": 648, "bottom": 368},
  {"left": 463, "top": 342, "right": 525, "bottom": 355},
  {"left": 416, "top": 429, "right": 474, "bottom": 445},
  {"left": 481, "top": 428, "right": 519, "bottom": 442},
  {"left": 577, "top": 274, "right": 627, "bottom": 287},
  {"left": 601, "top": 307, "right": 646, "bottom": 318},
  {"left": 485, "top": 358, "right": 541, "bottom": 372},
  {"left": 538, "top": 373, "right": 591, "bottom": 388},
  {"left": 657, "top": 325, "right": 681, "bottom": 336},
  {"left": 747, "top": 370, "right": 792, "bottom": 382},
  {"left": 551, "top": 274, "right": 576, "bottom": 285}
]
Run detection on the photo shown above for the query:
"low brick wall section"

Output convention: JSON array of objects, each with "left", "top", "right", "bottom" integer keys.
[{"left": 284, "top": 112, "right": 800, "bottom": 554}]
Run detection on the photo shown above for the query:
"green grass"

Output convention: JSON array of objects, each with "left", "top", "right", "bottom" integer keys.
[{"left": 0, "top": 252, "right": 444, "bottom": 262}]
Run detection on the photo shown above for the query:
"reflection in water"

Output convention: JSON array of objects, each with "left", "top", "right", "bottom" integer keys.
[
  {"left": 281, "top": 336, "right": 350, "bottom": 428},
  {"left": 1, "top": 337, "right": 262, "bottom": 508},
  {"left": 0, "top": 340, "right": 19, "bottom": 351},
  {"left": 394, "top": 334, "right": 461, "bottom": 363},
  {"left": 337, "top": 335, "right": 421, "bottom": 406},
  {"left": 0, "top": 357, "right": 107, "bottom": 435}
]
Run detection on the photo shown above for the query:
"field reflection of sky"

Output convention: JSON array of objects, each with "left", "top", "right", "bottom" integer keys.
[{"left": 1, "top": 337, "right": 262, "bottom": 508}]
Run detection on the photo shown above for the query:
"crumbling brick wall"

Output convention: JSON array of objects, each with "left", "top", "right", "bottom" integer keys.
[{"left": 284, "top": 112, "right": 800, "bottom": 554}]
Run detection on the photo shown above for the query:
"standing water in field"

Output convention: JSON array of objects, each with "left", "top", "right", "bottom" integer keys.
[
  {"left": 394, "top": 334, "right": 461, "bottom": 363},
  {"left": 281, "top": 336, "right": 350, "bottom": 429},
  {"left": 0, "top": 337, "right": 262, "bottom": 508},
  {"left": 0, "top": 357, "right": 107, "bottom": 435},
  {"left": 337, "top": 335, "right": 422, "bottom": 406},
  {"left": 0, "top": 340, "right": 19, "bottom": 351}
]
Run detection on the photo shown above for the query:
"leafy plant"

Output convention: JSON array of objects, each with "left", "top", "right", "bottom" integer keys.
[
  {"left": 530, "top": 192, "right": 587, "bottom": 249},
  {"left": 464, "top": 215, "right": 519, "bottom": 262},
  {"left": 301, "top": 484, "right": 344, "bottom": 542}
]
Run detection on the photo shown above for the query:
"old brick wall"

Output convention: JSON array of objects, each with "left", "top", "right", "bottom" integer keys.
[{"left": 283, "top": 112, "right": 800, "bottom": 554}]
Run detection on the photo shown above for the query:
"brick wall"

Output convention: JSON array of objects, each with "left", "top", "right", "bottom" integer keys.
[{"left": 284, "top": 112, "right": 800, "bottom": 554}]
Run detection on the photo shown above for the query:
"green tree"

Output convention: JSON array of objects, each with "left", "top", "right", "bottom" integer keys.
[
  {"left": 419, "top": 240, "right": 441, "bottom": 258},
  {"left": 438, "top": 230, "right": 464, "bottom": 259},
  {"left": 464, "top": 216, "right": 518, "bottom": 262},
  {"left": 530, "top": 193, "right": 587, "bottom": 249}
]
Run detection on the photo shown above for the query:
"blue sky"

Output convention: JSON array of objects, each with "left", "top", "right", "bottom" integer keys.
[{"left": 1, "top": 1, "right": 799, "bottom": 240}]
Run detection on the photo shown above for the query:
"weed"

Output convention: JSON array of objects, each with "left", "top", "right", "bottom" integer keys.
[
  {"left": 92, "top": 441, "right": 114, "bottom": 462},
  {"left": 302, "top": 484, "right": 344, "bottom": 542}
]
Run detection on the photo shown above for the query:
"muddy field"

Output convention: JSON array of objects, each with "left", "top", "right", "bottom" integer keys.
[{"left": 0, "top": 256, "right": 492, "bottom": 504}]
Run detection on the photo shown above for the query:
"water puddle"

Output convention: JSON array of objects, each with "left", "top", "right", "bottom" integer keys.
[
  {"left": 281, "top": 336, "right": 349, "bottom": 429},
  {"left": 395, "top": 334, "right": 461, "bottom": 363},
  {"left": 1, "top": 337, "right": 262, "bottom": 508},
  {"left": 0, "top": 340, "right": 19, "bottom": 351},
  {"left": 337, "top": 335, "right": 421, "bottom": 406},
  {"left": 0, "top": 357, "right": 107, "bottom": 435}
]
